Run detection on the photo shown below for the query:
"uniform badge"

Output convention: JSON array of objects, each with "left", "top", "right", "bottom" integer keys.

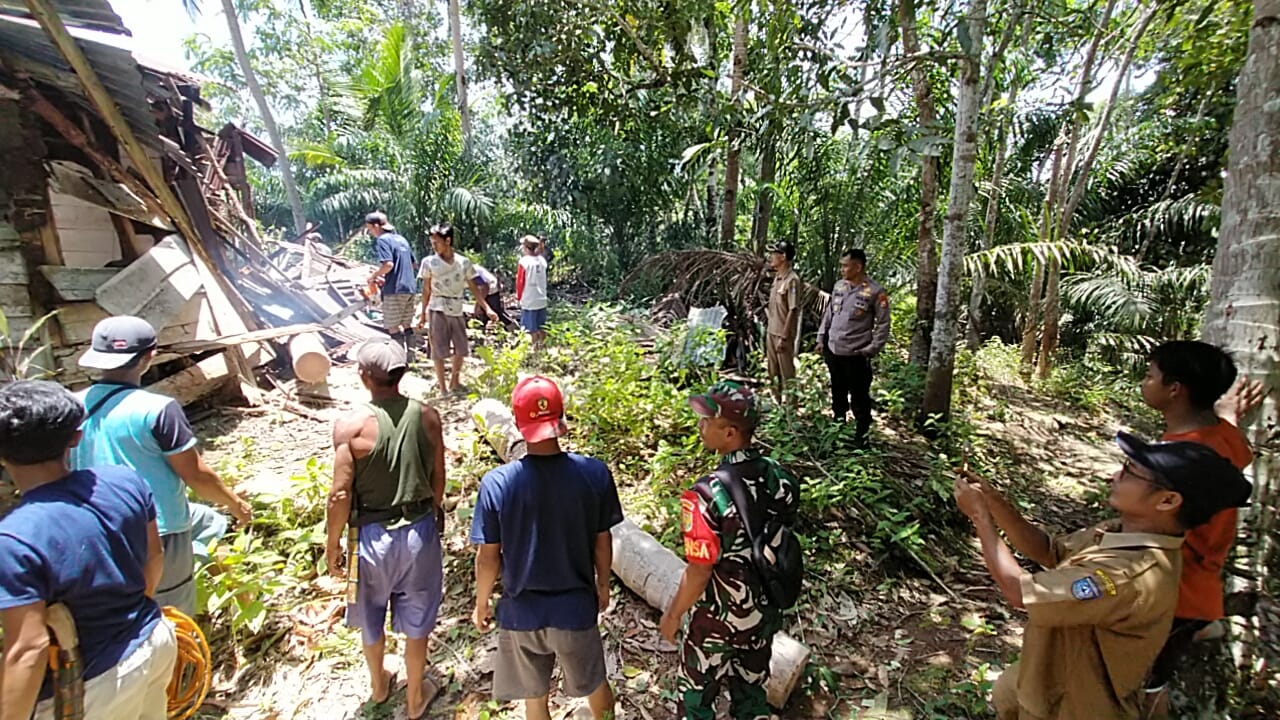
[
  {"left": 681, "top": 496, "right": 695, "bottom": 533},
  {"left": 1071, "top": 576, "right": 1103, "bottom": 600}
]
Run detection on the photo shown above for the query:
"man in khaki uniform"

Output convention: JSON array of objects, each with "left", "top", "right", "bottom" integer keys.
[
  {"left": 954, "top": 432, "right": 1251, "bottom": 719},
  {"left": 765, "top": 241, "right": 801, "bottom": 401}
]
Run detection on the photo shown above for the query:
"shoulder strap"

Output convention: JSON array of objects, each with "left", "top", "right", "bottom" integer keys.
[
  {"left": 712, "top": 465, "right": 761, "bottom": 546},
  {"left": 84, "top": 384, "right": 133, "bottom": 420}
]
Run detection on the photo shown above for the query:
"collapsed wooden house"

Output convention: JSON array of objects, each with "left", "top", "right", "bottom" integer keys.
[{"left": 0, "top": 0, "right": 383, "bottom": 404}]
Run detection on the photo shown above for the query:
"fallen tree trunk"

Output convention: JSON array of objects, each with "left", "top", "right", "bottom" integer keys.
[{"left": 471, "top": 399, "right": 811, "bottom": 708}]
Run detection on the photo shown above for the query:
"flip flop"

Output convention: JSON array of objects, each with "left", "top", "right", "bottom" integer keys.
[
  {"left": 407, "top": 675, "right": 442, "bottom": 720},
  {"left": 371, "top": 669, "right": 397, "bottom": 705}
]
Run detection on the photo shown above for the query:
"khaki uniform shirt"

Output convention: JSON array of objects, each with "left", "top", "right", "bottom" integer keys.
[
  {"left": 1012, "top": 524, "right": 1182, "bottom": 719},
  {"left": 817, "top": 277, "right": 890, "bottom": 356},
  {"left": 766, "top": 268, "right": 800, "bottom": 340}
]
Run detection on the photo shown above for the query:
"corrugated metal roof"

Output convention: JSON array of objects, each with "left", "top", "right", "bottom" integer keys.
[
  {"left": 0, "top": 15, "right": 162, "bottom": 150},
  {"left": 0, "top": 0, "right": 129, "bottom": 36}
]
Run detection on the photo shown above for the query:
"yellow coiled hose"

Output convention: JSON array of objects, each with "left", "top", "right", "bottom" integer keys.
[{"left": 162, "top": 607, "right": 211, "bottom": 720}]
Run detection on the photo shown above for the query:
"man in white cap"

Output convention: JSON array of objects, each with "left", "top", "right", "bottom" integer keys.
[
  {"left": 71, "top": 315, "right": 251, "bottom": 615},
  {"left": 326, "top": 340, "right": 446, "bottom": 718}
]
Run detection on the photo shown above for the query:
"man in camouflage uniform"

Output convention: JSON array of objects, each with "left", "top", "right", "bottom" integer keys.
[{"left": 659, "top": 381, "right": 800, "bottom": 720}]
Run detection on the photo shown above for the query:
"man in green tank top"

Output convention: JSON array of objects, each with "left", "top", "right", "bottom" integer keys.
[{"left": 325, "top": 340, "right": 447, "bottom": 719}]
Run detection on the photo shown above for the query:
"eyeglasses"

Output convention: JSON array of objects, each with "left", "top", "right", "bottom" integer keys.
[{"left": 1117, "top": 460, "right": 1171, "bottom": 490}]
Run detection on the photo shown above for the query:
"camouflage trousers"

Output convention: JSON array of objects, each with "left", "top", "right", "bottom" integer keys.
[{"left": 677, "top": 602, "right": 776, "bottom": 720}]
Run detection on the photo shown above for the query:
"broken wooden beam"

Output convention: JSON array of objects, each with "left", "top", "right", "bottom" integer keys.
[{"left": 469, "top": 398, "right": 812, "bottom": 708}]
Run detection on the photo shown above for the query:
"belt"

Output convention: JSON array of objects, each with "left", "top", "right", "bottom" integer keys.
[{"left": 349, "top": 499, "right": 433, "bottom": 528}]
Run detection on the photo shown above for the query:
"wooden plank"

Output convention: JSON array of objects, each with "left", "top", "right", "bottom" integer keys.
[
  {"left": 94, "top": 236, "right": 200, "bottom": 329},
  {"left": 38, "top": 266, "right": 120, "bottom": 302},
  {"left": 0, "top": 285, "right": 33, "bottom": 314},
  {"left": 145, "top": 352, "right": 232, "bottom": 407},
  {"left": 54, "top": 302, "right": 201, "bottom": 346},
  {"left": 164, "top": 322, "right": 324, "bottom": 354},
  {"left": 0, "top": 263, "right": 29, "bottom": 285}
]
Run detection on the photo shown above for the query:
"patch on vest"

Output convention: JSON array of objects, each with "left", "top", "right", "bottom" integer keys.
[
  {"left": 1071, "top": 575, "right": 1103, "bottom": 600},
  {"left": 1093, "top": 569, "right": 1117, "bottom": 596}
]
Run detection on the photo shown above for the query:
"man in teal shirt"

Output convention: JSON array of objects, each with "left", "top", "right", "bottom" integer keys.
[{"left": 71, "top": 315, "right": 252, "bottom": 614}]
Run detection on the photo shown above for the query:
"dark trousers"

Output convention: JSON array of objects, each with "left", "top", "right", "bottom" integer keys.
[
  {"left": 474, "top": 292, "right": 516, "bottom": 329},
  {"left": 824, "top": 347, "right": 873, "bottom": 440}
]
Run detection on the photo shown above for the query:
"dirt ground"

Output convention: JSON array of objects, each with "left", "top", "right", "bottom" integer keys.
[{"left": 183, "top": 350, "right": 1144, "bottom": 720}]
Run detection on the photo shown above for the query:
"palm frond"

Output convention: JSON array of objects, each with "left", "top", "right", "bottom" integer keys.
[
  {"left": 619, "top": 249, "right": 828, "bottom": 327},
  {"left": 964, "top": 241, "right": 1113, "bottom": 278}
]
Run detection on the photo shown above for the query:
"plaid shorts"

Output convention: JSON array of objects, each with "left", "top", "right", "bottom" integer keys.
[{"left": 381, "top": 293, "right": 417, "bottom": 331}]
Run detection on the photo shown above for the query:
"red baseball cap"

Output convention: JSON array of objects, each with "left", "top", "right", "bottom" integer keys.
[{"left": 512, "top": 376, "right": 567, "bottom": 443}]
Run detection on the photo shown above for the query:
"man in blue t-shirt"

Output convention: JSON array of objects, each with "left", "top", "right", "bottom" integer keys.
[
  {"left": 0, "top": 381, "right": 177, "bottom": 720},
  {"left": 366, "top": 211, "right": 418, "bottom": 354},
  {"left": 471, "top": 376, "right": 621, "bottom": 720},
  {"left": 72, "top": 315, "right": 252, "bottom": 615}
]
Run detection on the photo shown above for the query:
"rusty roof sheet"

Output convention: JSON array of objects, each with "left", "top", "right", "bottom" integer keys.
[
  {"left": 0, "top": 0, "right": 129, "bottom": 36},
  {"left": 0, "top": 15, "right": 162, "bottom": 149}
]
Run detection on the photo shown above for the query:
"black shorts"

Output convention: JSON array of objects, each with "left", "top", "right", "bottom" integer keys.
[{"left": 1146, "top": 618, "right": 1212, "bottom": 689}]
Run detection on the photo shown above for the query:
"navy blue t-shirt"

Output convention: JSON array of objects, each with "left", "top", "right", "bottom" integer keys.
[
  {"left": 470, "top": 453, "right": 624, "bottom": 631},
  {"left": 0, "top": 466, "right": 163, "bottom": 698},
  {"left": 375, "top": 232, "right": 417, "bottom": 296}
]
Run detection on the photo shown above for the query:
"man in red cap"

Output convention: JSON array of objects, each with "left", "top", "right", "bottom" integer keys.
[{"left": 470, "top": 376, "right": 622, "bottom": 720}]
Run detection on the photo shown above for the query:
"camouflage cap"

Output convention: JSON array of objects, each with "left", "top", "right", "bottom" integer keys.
[{"left": 688, "top": 380, "right": 760, "bottom": 428}]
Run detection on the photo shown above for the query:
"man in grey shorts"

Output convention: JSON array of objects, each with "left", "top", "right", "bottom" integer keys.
[
  {"left": 417, "top": 223, "right": 496, "bottom": 395},
  {"left": 471, "top": 376, "right": 620, "bottom": 720},
  {"left": 71, "top": 315, "right": 251, "bottom": 615},
  {"left": 326, "top": 340, "right": 447, "bottom": 718}
]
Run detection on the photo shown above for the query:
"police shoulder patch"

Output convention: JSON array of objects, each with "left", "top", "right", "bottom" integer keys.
[{"left": 1071, "top": 575, "right": 1103, "bottom": 601}]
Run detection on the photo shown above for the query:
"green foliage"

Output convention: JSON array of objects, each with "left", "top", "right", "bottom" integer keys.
[
  {"left": 0, "top": 309, "right": 57, "bottom": 381},
  {"left": 197, "top": 453, "right": 330, "bottom": 635}
]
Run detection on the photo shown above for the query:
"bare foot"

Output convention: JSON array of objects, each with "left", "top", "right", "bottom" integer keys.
[
  {"left": 371, "top": 669, "right": 394, "bottom": 704},
  {"left": 407, "top": 676, "right": 441, "bottom": 719}
]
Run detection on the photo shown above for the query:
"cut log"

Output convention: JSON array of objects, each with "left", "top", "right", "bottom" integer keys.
[
  {"left": 469, "top": 399, "right": 811, "bottom": 708},
  {"left": 288, "top": 332, "right": 330, "bottom": 384},
  {"left": 144, "top": 351, "right": 232, "bottom": 406},
  {"left": 471, "top": 397, "right": 528, "bottom": 462}
]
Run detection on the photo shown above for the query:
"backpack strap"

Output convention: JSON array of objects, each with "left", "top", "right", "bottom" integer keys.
[
  {"left": 83, "top": 384, "right": 133, "bottom": 420},
  {"left": 711, "top": 465, "right": 763, "bottom": 550}
]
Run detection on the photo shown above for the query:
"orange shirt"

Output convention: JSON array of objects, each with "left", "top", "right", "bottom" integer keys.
[{"left": 1162, "top": 419, "right": 1253, "bottom": 620}]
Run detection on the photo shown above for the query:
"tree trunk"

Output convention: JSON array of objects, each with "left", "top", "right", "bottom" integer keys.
[
  {"left": 719, "top": 14, "right": 747, "bottom": 248},
  {"left": 901, "top": 0, "right": 941, "bottom": 368},
  {"left": 1019, "top": 138, "right": 1065, "bottom": 373},
  {"left": 1201, "top": 0, "right": 1280, "bottom": 594},
  {"left": 920, "top": 0, "right": 986, "bottom": 423},
  {"left": 749, "top": 127, "right": 777, "bottom": 255},
  {"left": 1034, "top": 6, "right": 1157, "bottom": 377},
  {"left": 1019, "top": 260, "right": 1045, "bottom": 369},
  {"left": 705, "top": 158, "right": 720, "bottom": 245},
  {"left": 1034, "top": 257, "right": 1061, "bottom": 378},
  {"left": 966, "top": 114, "right": 1010, "bottom": 350},
  {"left": 448, "top": 0, "right": 473, "bottom": 153},
  {"left": 1058, "top": 4, "right": 1159, "bottom": 235},
  {"left": 221, "top": 0, "right": 305, "bottom": 234}
]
